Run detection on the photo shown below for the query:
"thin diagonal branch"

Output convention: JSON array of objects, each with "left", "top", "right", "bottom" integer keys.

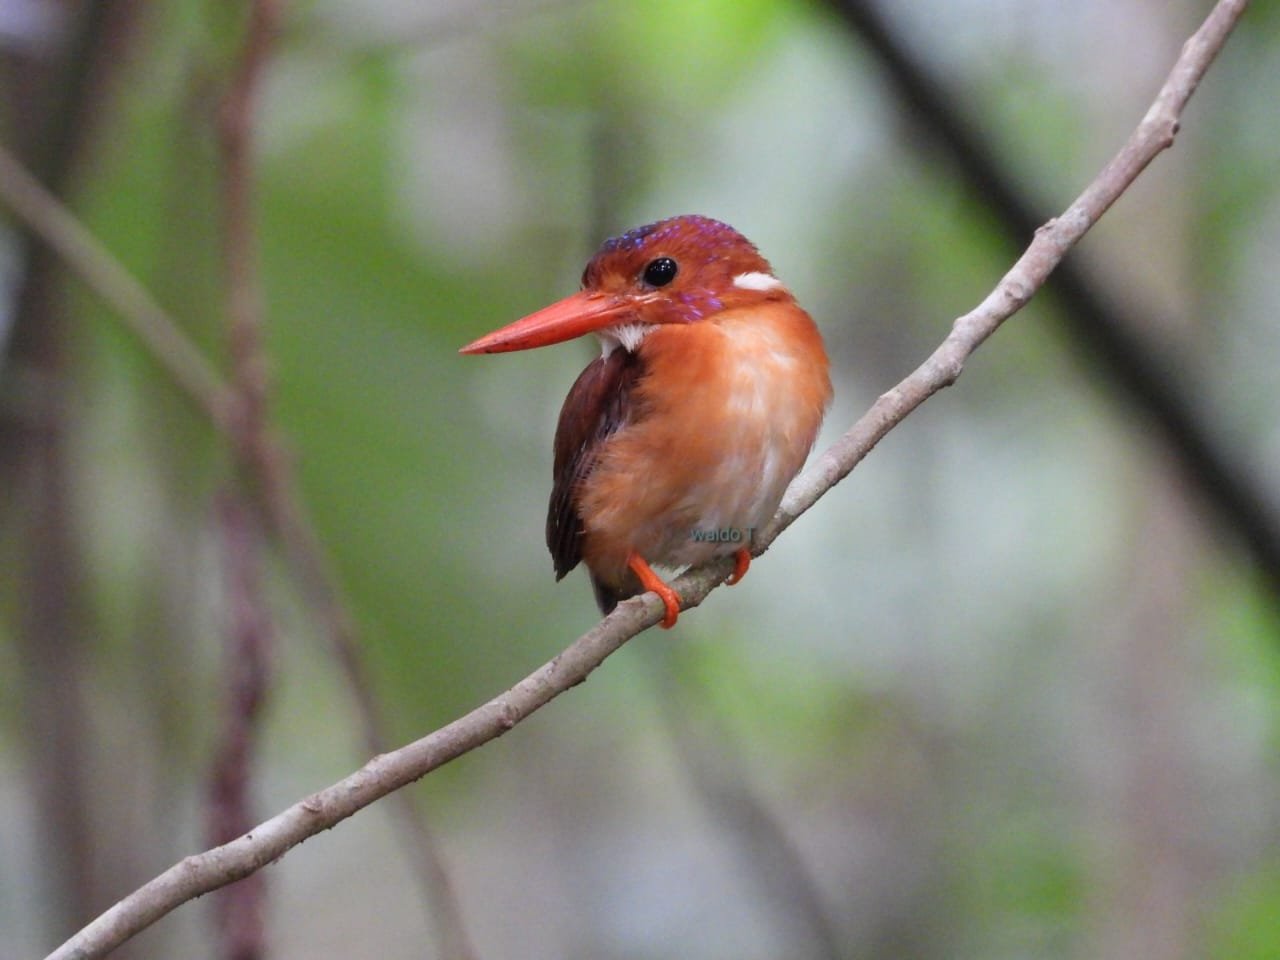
[
  {"left": 766, "top": 0, "right": 1252, "bottom": 545},
  {"left": 829, "top": 0, "right": 1280, "bottom": 600},
  {"left": 42, "top": 2, "right": 1248, "bottom": 957},
  {"left": 0, "top": 141, "right": 238, "bottom": 430}
]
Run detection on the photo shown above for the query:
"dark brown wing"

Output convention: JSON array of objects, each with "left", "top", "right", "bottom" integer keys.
[{"left": 546, "top": 348, "right": 642, "bottom": 581}]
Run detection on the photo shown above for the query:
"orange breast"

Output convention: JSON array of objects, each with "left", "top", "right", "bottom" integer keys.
[{"left": 578, "top": 300, "right": 831, "bottom": 590}]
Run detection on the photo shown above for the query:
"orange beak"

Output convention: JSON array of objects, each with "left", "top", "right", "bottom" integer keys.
[{"left": 460, "top": 290, "right": 635, "bottom": 354}]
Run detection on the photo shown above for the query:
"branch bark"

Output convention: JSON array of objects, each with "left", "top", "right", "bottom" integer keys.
[{"left": 41, "top": 1, "right": 1249, "bottom": 957}]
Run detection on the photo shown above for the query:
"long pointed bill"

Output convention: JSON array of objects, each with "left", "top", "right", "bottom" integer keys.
[{"left": 459, "top": 290, "right": 634, "bottom": 354}]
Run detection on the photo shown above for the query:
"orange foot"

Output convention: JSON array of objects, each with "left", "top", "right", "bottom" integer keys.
[
  {"left": 727, "top": 547, "right": 751, "bottom": 586},
  {"left": 627, "top": 550, "right": 681, "bottom": 628}
]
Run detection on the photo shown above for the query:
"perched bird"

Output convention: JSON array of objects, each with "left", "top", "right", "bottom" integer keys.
[{"left": 461, "top": 215, "right": 831, "bottom": 627}]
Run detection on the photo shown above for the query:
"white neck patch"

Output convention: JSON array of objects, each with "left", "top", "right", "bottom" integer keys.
[
  {"left": 598, "top": 323, "right": 652, "bottom": 357},
  {"left": 732, "top": 271, "right": 784, "bottom": 292}
]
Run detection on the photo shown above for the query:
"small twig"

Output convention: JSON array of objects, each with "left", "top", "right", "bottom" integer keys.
[
  {"left": 0, "top": 142, "right": 238, "bottom": 430},
  {"left": 41, "top": 2, "right": 1248, "bottom": 957}
]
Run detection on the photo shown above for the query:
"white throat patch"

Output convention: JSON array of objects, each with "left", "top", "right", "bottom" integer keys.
[{"left": 598, "top": 323, "right": 651, "bottom": 357}]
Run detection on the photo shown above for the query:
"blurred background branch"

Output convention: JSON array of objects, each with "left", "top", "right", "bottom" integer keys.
[
  {"left": 0, "top": 142, "right": 235, "bottom": 424},
  {"left": 205, "top": 3, "right": 280, "bottom": 958},
  {"left": 0, "top": 1, "right": 145, "bottom": 948},
  {"left": 829, "top": 0, "right": 1280, "bottom": 605},
  {"left": 206, "top": 494, "right": 273, "bottom": 960}
]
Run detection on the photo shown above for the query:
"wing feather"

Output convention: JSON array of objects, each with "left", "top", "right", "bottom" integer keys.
[{"left": 546, "top": 349, "right": 642, "bottom": 580}]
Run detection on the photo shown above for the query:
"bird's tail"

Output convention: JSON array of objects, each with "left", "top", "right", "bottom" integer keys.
[{"left": 590, "top": 574, "right": 630, "bottom": 616}]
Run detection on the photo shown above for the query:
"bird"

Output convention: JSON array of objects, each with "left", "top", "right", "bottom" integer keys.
[{"left": 461, "top": 215, "right": 831, "bottom": 628}]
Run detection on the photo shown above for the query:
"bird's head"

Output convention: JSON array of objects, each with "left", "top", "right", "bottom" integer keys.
[{"left": 459, "top": 215, "right": 790, "bottom": 355}]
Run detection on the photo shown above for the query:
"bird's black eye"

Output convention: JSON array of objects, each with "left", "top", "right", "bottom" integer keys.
[{"left": 642, "top": 257, "right": 678, "bottom": 287}]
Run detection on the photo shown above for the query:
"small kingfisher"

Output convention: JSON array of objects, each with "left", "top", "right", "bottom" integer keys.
[{"left": 462, "top": 215, "right": 831, "bottom": 627}]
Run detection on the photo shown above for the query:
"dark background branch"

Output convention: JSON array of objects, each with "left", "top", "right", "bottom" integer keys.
[
  {"left": 828, "top": 0, "right": 1280, "bottom": 603},
  {"left": 0, "top": 1, "right": 144, "bottom": 946}
]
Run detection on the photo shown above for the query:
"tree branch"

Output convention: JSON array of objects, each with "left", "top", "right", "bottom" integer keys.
[
  {"left": 828, "top": 0, "right": 1280, "bottom": 600},
  {"left": 206, "top": 4, "right": 285, "bottom": 956},
  {"left": 206, "top": 494, "right": 274, "bottom": 960},
  {"left": 0, "top": 141, "right": 239, "bottom": 430},
  {"left": 774, "top": 0, "right": 1250, "bottom": 541},
  {"left": 41, "top": 1, "right": 1249, "bottom": 957}
]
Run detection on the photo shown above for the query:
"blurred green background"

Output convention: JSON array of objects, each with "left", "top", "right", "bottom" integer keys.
[{"left": 3, "top": 1, "right": 1280, "bottom": 958}]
